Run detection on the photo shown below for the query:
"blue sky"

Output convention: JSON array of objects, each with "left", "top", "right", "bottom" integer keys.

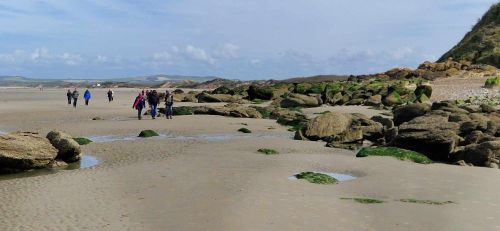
[{"left": 0, "top": 0, "right": 497, "bottom": 79}]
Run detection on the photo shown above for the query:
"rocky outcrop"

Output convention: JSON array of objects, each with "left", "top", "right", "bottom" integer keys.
[
  {"left": 0, "top": 132, "right": 58, "bottom": 170},
  {"left": 393, "top": 103, "right": 431, "bottom": 126},
  {"left": 392, "top": 114, "right": 461, "bottom": 161},
  {"left": 192, "top": 104, "right": 262, "bottom": 118},
  {"left": 46, "top": 130, "right": 81, "bottom": 163},
  {"left": 297, "top": 112, "right": 385, "bottom": 147},
  {"left": 196, "top": 92, "right": 244, "bottom": 103},
  {"left": 280, "top": 93, "right": 321, "bottom": 108}
]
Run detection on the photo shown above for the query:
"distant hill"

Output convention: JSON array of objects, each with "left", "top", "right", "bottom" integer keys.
[
  {"left": 439, "top": 3, "right": 500, "bottom": 67},
  {"left": 0, "top": 75, "right": 217, "bottom": 88}
]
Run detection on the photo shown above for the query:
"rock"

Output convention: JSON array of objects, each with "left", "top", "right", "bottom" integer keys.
[
  {"left": 393, "top": 103, "right": 431, "bottom": 126},
  {"left": 346, "top": 98, "right": 364, "bottom": 105},
  {"left": 364, "top": 95, "right": 382, "bottom": 106},
  {"left": 302, "top": 112, "right": 351, "bottom": 141},
  {"left": 448, "top": 113, "right": 471, "bottom": 123},
  {"left": 383, "top": 91, "right": 402, "bottom": 106},
  {"left": 351, "top": 116, "right": 384, "bottom": 142},
  {"left": 371, "top": 115, "right": 394, "bottom": 129},
  {"left": 0, "top": 132, "right": 58, "bottom": 170},
  {"left": 280, "top": 93, "right": 320, "bottom": 108},
  {"left": 455, "top": 141, "right": 500, "bottom": 167},
  {"left": 480, "top": 104, "right": 496, "bottom": 113},
  {"left": 294, "top": 129, "right": 308, "bottom": 141},
  {"left": 46, "top": 130, "right": 81, "bottom": 162},
  {"left": 270, "top": 108, "right": 307, "bottom": 125},
  {"left": 196, "top": 92, "right": 243, "bottom": 103},
  {"left": 47, "top": 160, "right": 69, "bottom": 169},
  {"left": 463, "top": 130, "right": 495, "bottom": 145},
  {"left": 193, "top": 104, "right": 262, "bottom": 119},
  {"left": 247, "top": 85, "right": 288, "bottom": 100},
  {"left": 392, "top": 115, "right": 461, "bottom": 161},
  {"left": 326, "top": 129, "right": 363, "bottom": 143},
  {"left": 324, "top": 91, "right": 343, "bottom": 105},
  {"left": 489, "top": 162, "right": 499, "bottom": 169},
  {"left": 92, "top": 117, "right": 103, "bottom": 120},
  {"left": 414, "top": 84, "right": 432, "bottom": 98},
  {"left": 384, "top": 127, "right": 398, "bottom": 144}
]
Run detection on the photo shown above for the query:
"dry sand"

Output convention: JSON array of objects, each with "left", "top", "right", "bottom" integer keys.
[{"left": 0, "top": 88, "right": 499, "bottom": 231}]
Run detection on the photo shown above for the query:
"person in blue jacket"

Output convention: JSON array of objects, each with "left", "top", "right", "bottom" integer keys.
[{"left": 84, "top": 89, "right": 92, "bottom": 106}]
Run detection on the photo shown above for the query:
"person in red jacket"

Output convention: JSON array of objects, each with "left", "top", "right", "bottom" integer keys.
[{"left": 132, "top": 92, "right": 146, "bottom": 120}]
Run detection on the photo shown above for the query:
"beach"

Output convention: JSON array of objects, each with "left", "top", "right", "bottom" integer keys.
[{"left": 0, "top": 88, "right": 499, "bottom": 231}]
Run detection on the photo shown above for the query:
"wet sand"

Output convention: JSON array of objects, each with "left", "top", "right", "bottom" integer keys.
[{"left": 0, "top": 88, "right": 499, "bottom": 231}]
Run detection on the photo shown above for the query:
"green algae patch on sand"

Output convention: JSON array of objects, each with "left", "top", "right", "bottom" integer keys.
[
  {"left": 356, "top": 147, "right": 432, "bottom": 164},
  {"left": 341, "top": 197, "right": 385, "bottom": 204},
  {"left": 485, "top": 76, "right": 500, "bottom": 88},
  {"left": 73, "top": 137, "right": 92, "bottom": 145},
  {"left": 257, "top": 148, "right": 279, "bottom": 155},
  {"left": 295, "top": 172, "right": 338, "bottom": 184},
  {"left": 173, "top": 106, "right": 194, "bottom": 115},
  {"left": 138, "top": 130, "right": 159, "bottom": 138},
  {"left": 399, "top": 199, "right": 454, "bottom": 205},
  {"left": 238, "top": 128, "right": 252, "bottom": 133}
]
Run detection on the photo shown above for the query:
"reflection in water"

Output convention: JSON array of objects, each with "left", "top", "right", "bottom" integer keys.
[
  {"left": 0, "top": 154, "right": 99, "bottom": 181},
  {"left": 66, "top": 155, "right": 100, "bottom": 170},
  {"left": 289, "top": 172, "right": 358, "bottom": 182}
]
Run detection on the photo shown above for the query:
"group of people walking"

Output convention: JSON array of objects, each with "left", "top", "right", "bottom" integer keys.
[
  {"left": 133, "top": 89, "right": 174, "bottom": 120},
  {"left": 66, "top": 89, "right": 114, "bottom": 107},
  {"left": 65, "top": 88, "right": 173, "bottom": 120}
]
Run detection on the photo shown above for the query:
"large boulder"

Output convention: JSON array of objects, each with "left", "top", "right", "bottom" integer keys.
[
  {"left": 280, "top": 93, "right": 321, "bottom": 108},
  {"left": 196, "top": 92, "right": 243, "bottom": 103},
  {"left": 455, "top": 140, "right": 500, "bottom": 167},
  {"left": 0, "top": 132, "right": 58, "bottom": 170},
  {"left": 247, "top": 85, "right": 288, "bottom": 100},
  {"left": 392, "top": 115, "right": 461, "bottom": 161},
  {"left": 46, "top": 130, "right": 81, "bottom": 162},
  {"left": 193, "top": 104, "right": 262, "bottom": 118},
  {"left": 393, "top": 103, "right": 431, "bottom": 126},
  {"left": 364, "top": 95, "right": 382, "bottom": 106},
  {"left": 302, "top": 112, "right": 352, "bottom": 141},
  {"left": 383, "top": 91, "right": 402, "bottom": 106}
]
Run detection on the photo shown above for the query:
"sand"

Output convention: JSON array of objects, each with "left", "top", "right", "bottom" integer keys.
[{"left": 0, "top": 88, "right": 499, "bottom": 231}]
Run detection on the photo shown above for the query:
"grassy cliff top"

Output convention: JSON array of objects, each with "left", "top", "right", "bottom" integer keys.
[{"left": 439, "top": 3, "right": 500, "bottom": 67}]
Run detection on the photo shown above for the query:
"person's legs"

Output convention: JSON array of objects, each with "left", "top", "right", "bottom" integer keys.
[
  {"left": 138, "top": 108, "right": 142, "bottom": 120},
  {"left": 68, "top": 97, "right": 71, "bottom": 104},
  {"left": 167, "top": 105, "right": 173, "bottom": 119},
  {"left": 85, "top": 99, "right": 89, "bottom": 105},
  {"left": 151, "top": 104, "right": 157, "bottom": 119},
  {"left": 73, "top": 98, "right": 77, "bottom": 108}
]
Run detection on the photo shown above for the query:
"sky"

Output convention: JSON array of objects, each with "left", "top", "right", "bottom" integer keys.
[{"left": 0, "top": 0, "right": 497, "bottom": 80}]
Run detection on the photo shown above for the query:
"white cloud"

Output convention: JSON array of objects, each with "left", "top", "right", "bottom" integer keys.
[
  {"left": 214, "top": 43, "right": 239, "bottom": 59},
  {"left": 60, "top": 53, "right": 82, "bottom": 65},
  {"left": 95, "top": 55, "right": 107, "bottom": 63},
  {"left": 30, "top": 47, "right": 51, "bottom": 61},
  {"left": 184, "top": 45, "right": 215, "bottom": 64}
]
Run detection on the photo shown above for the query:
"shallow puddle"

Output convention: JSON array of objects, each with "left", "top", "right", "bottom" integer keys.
[
  {"left": 0, "top": 154, "right": 100, "bottom": 181},
  {"left": 66, "top": 155, "right": 100, "bottom": 170},
  {"left": 289, "top": 172, "right": 357, "bottom": 182},
  {"left": 89, "top": 132, "right": 293, "bottom": 143}
]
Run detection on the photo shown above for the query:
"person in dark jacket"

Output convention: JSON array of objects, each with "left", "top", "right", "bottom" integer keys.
[
  {"left": 72, "top": 89, "right": 80, "bottom": 108},
  {"left": 107, "top": 89, "right": 114, "bottom": 102},
  {"left": 133, "top": 92, "right": 146, "bottom": 120},
  {"left": 164, "top": 90, "right": 174, "bottom": 119},
  {"left": 66, "top": 89, "right": 72, "bottom": 105},
  {"left": 84, "top": 89, "right": 92, "bottom": 106},
  {"left": 148, "top": 90, "right": 160, "bottom": 119}
]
